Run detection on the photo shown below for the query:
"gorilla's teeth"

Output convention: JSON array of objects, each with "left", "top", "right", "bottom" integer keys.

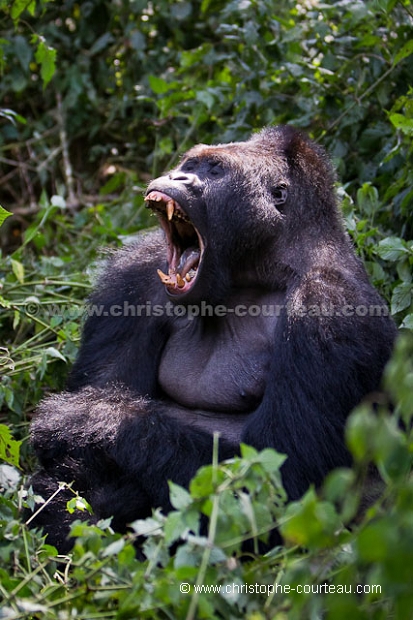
[
  {"left": 157, "top": 268, "right": 187, "bottom": 289},
  {"left": 185, "top": 273, "right": 191, "bottom": 282},
  {"left": 166, "top": 201, "right": 174, "bottom": 221},
  {"left": 157, "top": 269, "right": 170, "bottom": 284}
]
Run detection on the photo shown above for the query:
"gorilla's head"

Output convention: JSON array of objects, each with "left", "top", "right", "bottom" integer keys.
[{"left": 145, "top": 125, "right": 342, "bottom": 304}]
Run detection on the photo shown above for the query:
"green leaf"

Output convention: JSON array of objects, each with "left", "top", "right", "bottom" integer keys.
[
  {"left": 0, "top": 205, "right": 11, "bottom": 228},
  {"left": 280, "top": 488, "right": 340, "bottom": 549},
  {"left": 10, "top": 0, "right": 36, "bottom": 21},
  {"left": 14, "top": 34, "right": 32, "bottom": 72},
  {"left": 356, "top": 183, "right": 379, "bottom": 216},
  {"left": 164, "top": 511, "right": 187, "bottom": 544},
  {"left": 393, "top": 39, "right": 413, "bottom": 66},
  {"left": 195, "top": 90, "right": 215, "bottom": 110},
  {"left": 346, "top": 406, "right": 378, "bottom": 462},
  {"left": 99, "top": 172, "right": 125, "bottom": 195},
  {"left": 389, "top": 113, "right": 413, "bottom": 136},
  {"left": 43, "top": 347, "right": 67, "bottom": 362},
  {"left": 0, "top": 108, "right": 26, "bottom": 125},
  {"left": 148, "top": 75, "right": 176, "bottom": 94},
  {"left": 89, "top": 32, "right": 114, "bottom": 56},
  {"left": 240, "top": 443, "right": 258, "bottom": 459},
  {"left": 171, "top": 1, "right": 192, "bottom": 20},
  {"left": 130, "top": 515, "right": 164, "bottom": 537},
  {"left": 356, "top": 518, "right": 394, "bottom": 562},
  {"left": 255, "top": 448, "right": 287, "bottom": 473},
  {"left": 169, "top": 481, "right": 192, "bottom": 510},
  {"left": 34, "top": 38, "right": 56, "bottom": 87},
  {"left": 67, "top": 496, "right": 93, "bottom": 514},
  {"left": 323, "top": 469, "right": 359, "bottom": 522},
  {"left": 391, "top": 282, "right": 412, "bottom": 315},
  {"left": 102, "top": 538, "right": 125, "bottom": 557},
  {"left": 400, "top": 313, "right": 413, "bottom": 330},
  {"left": 377, "top": 237, "right": 409, "bottom": 261},
  {"left": 0, "top": 424, "right": 21, "bottom": 468},
  {"left": 189, "top": 465, "right": 215, "bottom": 498},
  {"left": 397, "top": 259, "right": 412, "bottom": 284},
  {"left": 11, "top": 258, "right": 24, "bottom": 284},
  {"left": 129, "top": 30, "right": 145, "bottom": 52},
  {"left": 374, "top": 417, "right": 410, "bottom": 481}
]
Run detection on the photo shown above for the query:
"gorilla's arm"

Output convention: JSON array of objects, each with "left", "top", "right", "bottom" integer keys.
[
  {"left": 242, "top": 267, "right": 396, "bottom": 500},
  {"left": 29, "top": 387, "right": 237, "bottom": 550},
  {"left": 68, "top": 232, "right": 170, "bottom": 395}
]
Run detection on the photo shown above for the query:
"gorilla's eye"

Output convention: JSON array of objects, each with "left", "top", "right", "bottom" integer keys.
[
  {"left": 207, "top": 162, "right": 224, "bottom": 178},
  {"left": 271, "top": 185, "right": 288, "bottom": 208},
  {"left": 182, "top": 159, "right": 198, "bottom": 173}
]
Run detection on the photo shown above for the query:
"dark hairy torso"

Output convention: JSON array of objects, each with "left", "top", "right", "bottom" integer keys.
[{"left": 158, "top": 290, "right": 285, "bottom": 439}]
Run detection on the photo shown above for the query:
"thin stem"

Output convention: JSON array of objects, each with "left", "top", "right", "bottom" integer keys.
[{"left": 185, "top": 433, "right": 221, "bottom": 620}]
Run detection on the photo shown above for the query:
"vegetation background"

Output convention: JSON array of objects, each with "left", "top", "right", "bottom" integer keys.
[{"left": 0, "top": 0, "right": 412, "bottom": 618}]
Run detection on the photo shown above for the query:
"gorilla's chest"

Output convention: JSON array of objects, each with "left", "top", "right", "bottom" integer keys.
[{"left": 158, "top": 293, "right": 281, "bottom": 413}]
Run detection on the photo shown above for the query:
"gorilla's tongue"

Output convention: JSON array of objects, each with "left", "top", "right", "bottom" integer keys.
[{"left": 178, "top": 247, "right": 200, "bottom": 278}]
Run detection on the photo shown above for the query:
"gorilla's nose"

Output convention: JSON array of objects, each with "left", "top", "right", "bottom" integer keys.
[{"left": 168, "top": 171, "right": 198, "bottom": 185}]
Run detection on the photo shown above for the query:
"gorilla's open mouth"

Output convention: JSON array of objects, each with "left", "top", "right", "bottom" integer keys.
[{"left": 145, "top": 190, "right": 204, "bottom": 294}]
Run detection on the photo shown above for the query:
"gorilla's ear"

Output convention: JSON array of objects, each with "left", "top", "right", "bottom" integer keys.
[
  {"left": 255, "top": 125, "right": 336, "bottom": 199},
  {"left": 270, "top": 184, "right": 288, "bottom": 209},
  {"left": 283, "top": 127, "right": 335, "bottom": 188}
]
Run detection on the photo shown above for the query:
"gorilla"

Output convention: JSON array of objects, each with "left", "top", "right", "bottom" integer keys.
[{"left": 28, "top": 126, "right": 397, "bottom": 552}]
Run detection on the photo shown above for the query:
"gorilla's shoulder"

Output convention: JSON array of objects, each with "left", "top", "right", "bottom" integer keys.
[
  {"left": 90, "top": 229, "right": 165, "bottom": 298},
  {"left": 105, "top": 229, "right": 165, "bottom": 272}
]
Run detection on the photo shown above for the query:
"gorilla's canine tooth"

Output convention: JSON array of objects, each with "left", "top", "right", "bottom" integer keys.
[
  {"left": 166, "top": 201, "right": 174, "bottom": 221},
  {"left": 176, "top": 273, "right": 185, "bottom": 287},
  {"left": 157, "top": 269, "right": 170, "bottom": 284}
]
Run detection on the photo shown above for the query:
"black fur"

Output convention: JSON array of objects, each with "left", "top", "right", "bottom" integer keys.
[{"left": 28, "top": 126, "right": 397, "bottom": 552}]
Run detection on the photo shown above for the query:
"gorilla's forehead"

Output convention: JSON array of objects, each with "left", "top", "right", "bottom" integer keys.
[
  {"left": 181, "top": 140, "right": 287, "bottom": 172},
  {"left": 184, "top": 141, "right": 258, "bottom": 159}
]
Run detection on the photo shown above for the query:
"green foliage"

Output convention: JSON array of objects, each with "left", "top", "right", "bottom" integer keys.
[
  {"left": 33, "top": 35, "right": 56, "bottom": 88},
  {"left": 0, "top": 423, "right": 21, "bottom": 467},
  {"left": 0, "top": 0, "right": 412, "bottom": 618},
  {"left": 0, "top": 205, "right": 11, "bottom": 227},
  {"left": 1, "top": 340, "right": 413, "bottom": 619}
]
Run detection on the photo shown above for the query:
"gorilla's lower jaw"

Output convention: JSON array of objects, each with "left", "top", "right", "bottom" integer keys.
[{"left": 145, "top": 190, "right": 204, "bottom": 294}]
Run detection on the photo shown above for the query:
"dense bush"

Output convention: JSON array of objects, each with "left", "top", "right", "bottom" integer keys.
[{"left": 0, "top": 0, "right": 413, "bottom": 617}]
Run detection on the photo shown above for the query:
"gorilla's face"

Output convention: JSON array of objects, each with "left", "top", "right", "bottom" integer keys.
[
  {"left": 145, "top": 138, "right": 290, "bottom": 302},
  {"left": 145, "top": 167, "right": 208, "bottom": 299},
  {"left": 145, "top": 126, "right": 338, "bottom": 303}
]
